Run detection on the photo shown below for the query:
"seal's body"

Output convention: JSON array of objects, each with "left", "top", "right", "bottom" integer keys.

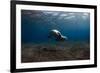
[{"left": 48, "top": 29, "right": 67, "bottom": 41}]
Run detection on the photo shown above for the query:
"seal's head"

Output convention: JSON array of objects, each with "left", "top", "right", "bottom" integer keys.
[{"left": 48, "top": 29, "right": 67, "bottom": 41}]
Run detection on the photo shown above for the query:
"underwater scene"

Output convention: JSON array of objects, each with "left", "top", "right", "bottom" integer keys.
[{"left": 21, "top": 10, "right": 90, "bottom": 63}]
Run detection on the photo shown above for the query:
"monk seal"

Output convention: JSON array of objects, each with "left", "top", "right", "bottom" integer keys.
[{"left": 48, "top": 29, "right": 67, "bottom": 41}]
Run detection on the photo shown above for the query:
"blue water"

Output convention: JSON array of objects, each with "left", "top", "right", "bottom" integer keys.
[{"left": 21, "top": 10, "right": 90, "bottom": 43}]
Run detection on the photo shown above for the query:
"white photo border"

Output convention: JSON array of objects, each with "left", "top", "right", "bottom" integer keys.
[{"left": 16, "top": 4, "right": 94, "bottom": 69}]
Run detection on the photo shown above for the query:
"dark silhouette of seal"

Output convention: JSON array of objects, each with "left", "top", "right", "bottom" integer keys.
[{"left": 48, "top": 29, "right": 67, "bottom": 41}]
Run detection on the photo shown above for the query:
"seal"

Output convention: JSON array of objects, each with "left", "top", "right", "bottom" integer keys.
[{"left": 48, "top": 29, "right": 67, "bottom": 41}]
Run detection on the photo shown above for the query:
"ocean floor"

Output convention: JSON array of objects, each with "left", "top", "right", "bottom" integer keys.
[{"left": 21, "top": 41, "right": 90, "bottom": 63}]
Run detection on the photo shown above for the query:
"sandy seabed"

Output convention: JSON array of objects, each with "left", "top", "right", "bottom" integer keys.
[{"left": 21, "top": 41, "right": 90, "bottom": 63}]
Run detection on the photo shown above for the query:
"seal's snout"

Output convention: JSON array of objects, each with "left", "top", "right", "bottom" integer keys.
[{"left": 61, "top": 35, "right": 67, "bottom": 40}]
